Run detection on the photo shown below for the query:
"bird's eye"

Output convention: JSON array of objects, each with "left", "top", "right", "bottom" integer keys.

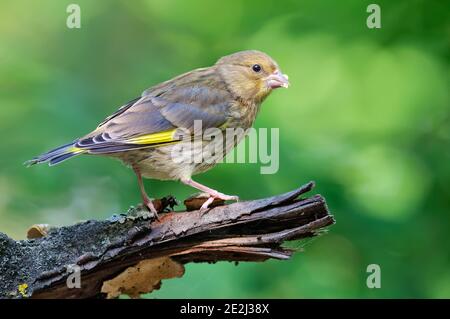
[{"left": 252, "top": 64, "right": 262, "bottom": 73}]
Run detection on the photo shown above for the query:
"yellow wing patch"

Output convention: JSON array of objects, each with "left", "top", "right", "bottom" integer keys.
[
  {"left": 126, "top": 129, "right": 177, "bottom": 145},
  {"left": 69, "top": 146, "right": 84, "bottom": 154}
]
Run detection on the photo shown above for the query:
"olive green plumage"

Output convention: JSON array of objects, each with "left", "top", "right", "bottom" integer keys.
[{"left": 27, "top": 50, "right": 289, "bottom": 212}]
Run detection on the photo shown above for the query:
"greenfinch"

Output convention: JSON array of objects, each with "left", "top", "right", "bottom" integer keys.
[{"left": 26, "top": 50, "right": 289, "bottom": 214}]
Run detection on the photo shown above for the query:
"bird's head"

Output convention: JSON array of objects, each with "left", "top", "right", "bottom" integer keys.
[{"left": 216, "top": 50, "right": 289, "bottom": 103}]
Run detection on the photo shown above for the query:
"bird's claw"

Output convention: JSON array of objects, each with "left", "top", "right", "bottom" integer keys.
[
  {"left": 144, "top": 200, "right": 160, "bottom": 221},
  {"left": 200, "top": 193, "right": 239, "bottom": 213},
  {"left": 211, "top": 191, "right": 239, "bottom": 202},
  {"left": 225, "top": 195, "right": 240, "bottom": 202},
  {"left": 200, "top": 196, "right": 215, "bottom": 211}
]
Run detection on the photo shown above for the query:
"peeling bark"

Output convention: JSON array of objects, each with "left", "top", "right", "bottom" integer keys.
[{"left": 0, "top": 181, "right": 334, "bottom": 299}]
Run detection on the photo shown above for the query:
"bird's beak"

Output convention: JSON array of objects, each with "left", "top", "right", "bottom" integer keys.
[{"left": 266, "top": 70, "right": 290, "bottom": 89}]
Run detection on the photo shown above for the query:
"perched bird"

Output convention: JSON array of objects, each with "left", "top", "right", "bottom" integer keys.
[{"left": 26, "top": 50, "right": 289, "bottom": 215}]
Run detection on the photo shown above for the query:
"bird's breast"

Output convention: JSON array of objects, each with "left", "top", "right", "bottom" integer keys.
[{"left": 227, "top": 100, "right": 261, "bottom": 130}]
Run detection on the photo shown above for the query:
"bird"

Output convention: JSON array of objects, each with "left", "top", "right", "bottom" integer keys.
[{"left": 26, "top": 50, "right": 289, "bottom": 216}]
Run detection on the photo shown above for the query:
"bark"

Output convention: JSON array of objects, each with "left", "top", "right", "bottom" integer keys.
[{"left": 0, "top": 181, "right": 334, "bottom": 299}]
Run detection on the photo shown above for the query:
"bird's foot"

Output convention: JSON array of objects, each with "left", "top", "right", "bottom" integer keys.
[
  {"left": 143, "top": 198, "right": 160, "bottom": 221},
  {"left": 213, "top": 192, "right": 239, "bottom": 202},
  {"left": 200, "top": 192, "right": 239, "bottom": 211}
]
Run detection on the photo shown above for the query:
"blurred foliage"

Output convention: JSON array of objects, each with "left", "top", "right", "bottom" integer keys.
[{"left": 0, "top": 0, "right": 449, "bottom": 298}]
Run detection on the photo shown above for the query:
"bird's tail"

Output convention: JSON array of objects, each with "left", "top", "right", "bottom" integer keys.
[{"left": 25, "top": 140, "right": 86, "bottom": 167}]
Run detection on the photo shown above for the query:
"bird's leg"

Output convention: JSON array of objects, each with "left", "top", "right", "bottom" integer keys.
[
  {"left": 181, "top": 178, "right": 239, "bottom": 210},
  {"left": 133, "top": 166, "right": 159, "bottom": 219}
]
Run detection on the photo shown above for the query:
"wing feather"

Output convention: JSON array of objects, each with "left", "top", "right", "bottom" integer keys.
[{"left": 75, "top": 67, "right": 232, "bottom": 154}]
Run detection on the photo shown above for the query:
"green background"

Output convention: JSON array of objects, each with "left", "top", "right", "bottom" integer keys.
[{"left": 0, "top": 0, "right": 449, "bottom": 298}]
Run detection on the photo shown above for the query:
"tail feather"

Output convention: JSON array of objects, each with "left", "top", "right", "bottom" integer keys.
[{"left": 25, "top": 140, "right": 85, "bottom": 167}]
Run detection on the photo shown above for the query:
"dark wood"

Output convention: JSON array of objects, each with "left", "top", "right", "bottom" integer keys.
[{"left": 0, "top": 181, "right": 334, "bottom": 299}]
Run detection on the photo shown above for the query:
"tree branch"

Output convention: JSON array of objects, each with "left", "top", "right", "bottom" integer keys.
[{"left": 0, "top": 181, "right": 334, "bottom": 299}]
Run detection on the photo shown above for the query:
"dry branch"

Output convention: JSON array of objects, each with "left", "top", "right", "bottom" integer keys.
[{"left": 0, "top": 181, "right": 334, "bottom": 299}]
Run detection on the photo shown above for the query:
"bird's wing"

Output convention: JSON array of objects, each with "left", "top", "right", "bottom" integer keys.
[
  {"left": 75, "top": 68, "right": 233, "bottom": 154},
  {"left": 96, "top": 96, "right": 141, "bottom": 129}
]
